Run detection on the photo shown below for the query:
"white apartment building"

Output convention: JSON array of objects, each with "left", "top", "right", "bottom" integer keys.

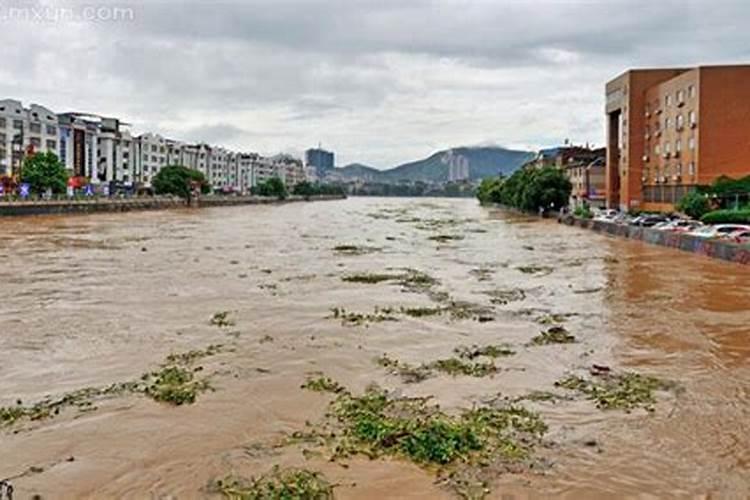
[
  {"left": 135, "top": 132, "right": 168, "bottom": 185},
  {"left": 2, "top": 97, "right": 312, "bottom": 193},
  {"left": 0, "top": 99, "right": 59, "bottom": 176}
]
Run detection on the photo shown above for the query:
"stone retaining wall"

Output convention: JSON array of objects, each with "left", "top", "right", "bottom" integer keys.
[{"left": 561, "top": 216, "right": 750, "bottom": 265}]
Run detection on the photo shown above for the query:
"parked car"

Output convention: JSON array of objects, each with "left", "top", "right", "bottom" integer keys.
[
  {"left": 722, "top": 229, "right": 750, "bottom": 244},
  {"left": 630, "top": 214, "right": 669, "bottom": 227},
  {"left": 594, "top": 209, "right": 619, "bottom": 221},
  {"left": 655, "top": 220, "right": 703, "bottom": 232},
  {"left": 687, "top": 224, "right": 750, "bottom": 239}
]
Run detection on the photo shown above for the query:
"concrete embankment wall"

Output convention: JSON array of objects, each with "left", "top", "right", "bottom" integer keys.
[
  {"left": 561, "top": 216, "right": 750, "bottom": 265},
  {"left": 0, "top": 194, "right": 345, "bottom": 217},
  {"left": 0, "top": 196, "right": 186, "bottom": 216}
]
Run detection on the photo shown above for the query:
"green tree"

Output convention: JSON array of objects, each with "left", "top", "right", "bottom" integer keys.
[
  {"left": 152, "top": 165, "right": 209, "bottom": 198},
  {"left": 292, "top": 181, "right": 315, "bottom": 197},
  {"left": 478, "top": 166, "right": 571, "bottom": 212},
  {"left": 254, "top": 176, "right": 288, "bottom": 199},
  {"left": 676, "top": 191, "right": 710, "bottom": 219},
  {"left": 20, "top": 151, "right": 68, "bottom": 195}
]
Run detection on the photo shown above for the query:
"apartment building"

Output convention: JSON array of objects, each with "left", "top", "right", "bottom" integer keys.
[
  {"left": 1, "top": 97, "right": 311, "bottom": 192},
  {"left": 0, "top": 99, "right": 59, "bottom": 176},
  {"left": 566, "top": 155, "right": 606, "bottom": 209},
  {"left": 605, "top": 65, "right": 750, "bottom": 211}
]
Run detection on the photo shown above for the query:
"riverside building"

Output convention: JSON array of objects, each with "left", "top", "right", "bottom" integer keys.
[{"left": 605, "top": 65, "right": 750, "bottom": 211}]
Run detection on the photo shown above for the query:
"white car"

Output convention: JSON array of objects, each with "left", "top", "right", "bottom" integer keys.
[
  {"left": 722, "top": 229, "right": 750, "bottom": 244},
  {"left": 655, "top": 220, "right": 703, "bottom": 232},
  {"left": 687, "top": 224, "right": 750, "bottom": 239}
]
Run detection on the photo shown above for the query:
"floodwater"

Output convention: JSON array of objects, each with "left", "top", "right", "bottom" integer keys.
[{"left": 1, "top": 197, "right": 749, "bottom": 499}]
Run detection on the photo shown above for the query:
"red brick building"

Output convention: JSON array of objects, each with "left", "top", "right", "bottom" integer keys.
[{"left": 605, "top": 65, "right": 750, "bottom": 212}]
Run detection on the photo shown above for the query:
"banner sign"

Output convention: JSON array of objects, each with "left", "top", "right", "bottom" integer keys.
[
  {"left": 84, "top": 184, "right": 94, "bottom": 197},
  {"left": 19, "top": 183, "right": 30, "bottom": 198},
  {"left": 0, "top": 184, "right": 4, "bottom": 197}
]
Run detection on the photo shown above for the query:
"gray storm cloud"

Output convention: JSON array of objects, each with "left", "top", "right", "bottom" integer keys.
[{"left": 1, "top": 0, "right": 748, "bottom": 166}]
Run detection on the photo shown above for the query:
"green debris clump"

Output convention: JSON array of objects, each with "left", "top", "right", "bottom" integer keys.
[
  {"left": 376, "top": 354, "right": 498, "bottom": 381},
  {"left": 302, "top": 376, "right": 346, "bottom": 394},
  {"left": 455, "top": 344, "right": 516, "bottom": 360},
  {"left": 294, "top": 385, "right": 547, "bottom": 497},
  {"left": 376, "top": 354, "right": 433, "bottom": 384},
  {"left": 165, "top": 344, "right": 223, "bottom": 365},
  {"left": 329, "top": 306, "right": 398, "bottom": 327},
  {"left": 1, "top": 346, "right": 221, "bottom": 427},
  {"left": 214, "top": 466, "right": 334, "bottom": 500},
  {"left": 483, "top": 288, "right": 526, "bottom": 305},
  {"left": 211, "top": 311, "right": 235, "bottom": 327},
  {"left": 142, "top": 365, "right": 211, "bottom": 405},
  {"left": 517, "top": 265, "right": 554, "bottom": 276},
  {"left": 428, "top": 234, "right": 465, "bottom": 243},
  {"left": 341, "top": 272, "right": 403, "bottom": 284},
  {"left": 399, "top": 305, "right": 444, "bottom": 318},
  {"left": 530, "top": 326, "right": 576, "bottom": 345},
  {"left": 556, "top": 371, "right": 675, "bottom": 411},
  {"left": 332, "top": 244, "right": 381, "bottom": 256},
  {"left": 430, "top": 358, "right": 498, "bottom": 377}
]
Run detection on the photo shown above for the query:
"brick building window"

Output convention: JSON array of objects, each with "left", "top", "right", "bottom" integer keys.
[
  {"left": 688, "top": 162, "right": 695, "bottom": 175},
  {"left": 688, "top": 136, "right": 695, "bottom": 150},
  {"left": 688, "top": 85, "right": 696, "bottom": 98},
  {"left": 688, "top": 110, "right": 697, "bottom": 127},
  {"left": 665, "top": 95, "right": 672, "bottom": 107}
]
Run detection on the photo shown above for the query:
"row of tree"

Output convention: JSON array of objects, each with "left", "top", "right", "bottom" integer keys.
[{"left": 476, "top": 166, "right": 572, "bottom": 212}]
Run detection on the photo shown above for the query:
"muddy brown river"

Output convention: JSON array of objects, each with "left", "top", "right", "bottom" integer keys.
[{"left": 1, "top": 197, "right": 749, "bottom": 499}]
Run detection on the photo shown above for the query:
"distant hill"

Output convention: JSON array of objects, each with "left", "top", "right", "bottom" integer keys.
[
  {"left": 333, "top": 163, "right": 382, "bottom": 181},
  {"left": 330, "top": 146, "right": 533, "bottom": 183}
]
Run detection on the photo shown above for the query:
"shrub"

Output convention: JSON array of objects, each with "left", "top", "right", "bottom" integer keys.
[
  {"left": 700, "top": 209, "right": 750, "bottom": 224},
  {"left": 677, "top": 191, "right": 710, "bottom": 219},
  {"left": 573, "top": 205, "right": 593, "bottom": 218}
]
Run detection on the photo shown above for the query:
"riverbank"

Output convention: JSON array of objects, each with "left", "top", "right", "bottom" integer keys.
[
  {"left": 0, "top": 194, "right": 345, "bottom": 217},
  {"left": 561, "top": 215, "right": 750, "bottom": 265}
]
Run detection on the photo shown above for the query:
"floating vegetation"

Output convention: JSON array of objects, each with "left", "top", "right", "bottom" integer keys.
[
  {"left": 517, "top": 265, "right": 554, "bottom": 276},
  {"left": 555, "top": 369, "right": 675, "bottom": 411},
  {"left": 376, "top": 354, "right": 433, "bottom": 384},
  {"left": 210, "top": 311, "right": 235, "bottom": 327},
  {"left": 376, "top": 354, "right": 498, "bottom": 380},
  {"left": 213, "top": 466, "right": 335, "bottom": 500},
  {"left": 302, "top": 376, "right": 345, "bottom": 394},
  {"left": 142, "top": 365, "right": 211, "bottom": 405},
  {"left": 512, "top": 391, "right": 568, "bottom": 403},
  {"left": 341, "top": 272, "right": 403, "bottom": 284},
  {"left": 431, "top": 358, "right": 498, "bottom": 377},
  {"left": 482, "top": 288, "right": 526, "bottom": 305},
  {"left": 444, "top": 301, "right": 495, "bottom": 322},
  {"left": 455, "top": 344, "right": 516, "bottom": 360},
  {"left": 332, "top": 244, "right": 381, "bottom": 256},
  {"left": 469, "top": 267, "right": 494, "bottom": 282},
  {"left": 415, "top": 217, "right": 476, "bottom": 231},
  {"left": 0, "top": 382, "right": 139, "bottom": 426},
  {"left": 300, "top": 385, "right": 545, "bottom": 497},
  {"left": 0, "top": 347, "right": 220, "bottom": 427},
  {"left": 530, "top": 326, "right": 576, "bottom": 345},
  {"left": 535, "top": 313, "right": 574, "bottom": 325},
  {"left": 329, "top": 306, "right": 398, "bottom": 327},
  {"left": 341, "top": 269, "right": 439, "bottom": 293},
  {"left": 399, "top": 305, "right": 444, "bottom": 318},
  {"left": 165, "top": 344, "right": 223, "bottom": 365},
  {"left": 428, "top": 234, "right": 465, "bottom": 243}
]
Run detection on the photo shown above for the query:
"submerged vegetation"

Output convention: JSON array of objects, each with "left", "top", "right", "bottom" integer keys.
[
  {"left": 214, "top": 466, "right": 335, "bottom": 500},
  {"left": 329, "top": 306, "right": 399, "bottom": 326},
  {"left": 454, "top": 344, "right": 516, "bottom": 360}
]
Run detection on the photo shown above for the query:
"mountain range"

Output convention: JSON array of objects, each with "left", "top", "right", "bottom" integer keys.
[{"left": 331, "top": 146, "right": 533, "bottom": 183}]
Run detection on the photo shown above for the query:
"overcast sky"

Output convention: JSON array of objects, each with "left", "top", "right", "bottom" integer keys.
[{"left": 1, "top": 0, "right": 748, "bottom": 168}]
